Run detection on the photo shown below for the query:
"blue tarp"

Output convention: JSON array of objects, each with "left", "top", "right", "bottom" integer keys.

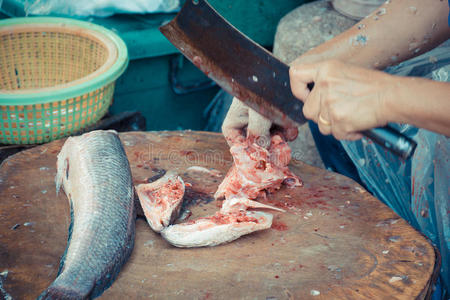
[{"left": 342, "top": 40, "right": 450, "bottom": 299}]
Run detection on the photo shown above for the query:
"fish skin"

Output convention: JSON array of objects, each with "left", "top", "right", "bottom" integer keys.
[
  {"left": 161, "top": 211, "right": 273, "bottom": 248},
  {"left": 39, "top": 130, "right": 135, "bottom": 300},
  {"left": 136, "top": 171, "right": 185, "bottom": 232}
]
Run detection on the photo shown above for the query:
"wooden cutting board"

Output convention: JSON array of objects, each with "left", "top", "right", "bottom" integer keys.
[{"left": 0, "top": 131, "right": 437, "bottom": 299}]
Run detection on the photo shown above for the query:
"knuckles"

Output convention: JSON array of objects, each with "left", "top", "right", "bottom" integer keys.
[{"left": 329, "top": 106, "right": 345, "bottom": 123}]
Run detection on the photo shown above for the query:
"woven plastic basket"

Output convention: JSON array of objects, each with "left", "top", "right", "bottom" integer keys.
[{"left": 0, "top": 17, "right": 128, "bottom": 144}]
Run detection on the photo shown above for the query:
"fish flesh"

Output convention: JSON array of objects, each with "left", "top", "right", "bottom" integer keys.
[
  {"left": 136, "top": 171, "right": 185, "bottom": 232},
  {"left": 161, "top": 211, "right": 273, "bottom": 247},
  {"left": 215, "top": 134, "right": 302, "bottom": 202},
  {"left": 39, "top": 130, "right": 135, "bottom": 299}
]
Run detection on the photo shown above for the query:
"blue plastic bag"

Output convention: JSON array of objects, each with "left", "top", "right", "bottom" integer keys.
[{"left": 341, "top": 40, "right": 450, "bottom": 299}]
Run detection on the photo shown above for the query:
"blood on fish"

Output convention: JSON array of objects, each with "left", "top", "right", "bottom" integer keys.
[
  {"left": 212, "top": 211, "right": 258, "bottom": 224},
  {"left": 136, "top": 171, "right": 185, "bottom": 232},
  {"left": 215, "top": 134, "right": 302, "bottom": 203},
  {"left": 255, "top": 160, "right": 266, "bottom": 170},
  {"left": 185, "top": 211, "right": 259, "bottom": 225}
]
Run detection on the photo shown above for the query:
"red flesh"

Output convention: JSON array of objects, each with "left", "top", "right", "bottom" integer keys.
[{"left": 215, "top": 135, "right": 302, "bottom": 201}]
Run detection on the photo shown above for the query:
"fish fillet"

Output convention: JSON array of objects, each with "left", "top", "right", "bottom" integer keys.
[
  {"left": 39, "top": 130, "right": 135, "bottom": 299},
  {"left": 136, "top": 171, "right": 185, "bottom": 232},
  {"left": 161, "top": 211, "right": 273, "bottom": 247}
]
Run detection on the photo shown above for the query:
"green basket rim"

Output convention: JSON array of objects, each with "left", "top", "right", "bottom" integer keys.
[{"left": 0, "top": 17, "right": 128, "bottom": 105}]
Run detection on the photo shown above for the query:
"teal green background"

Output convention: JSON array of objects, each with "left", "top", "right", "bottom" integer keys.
[{"left": 0, "top": 0, "right": 309, "bottom": 130}]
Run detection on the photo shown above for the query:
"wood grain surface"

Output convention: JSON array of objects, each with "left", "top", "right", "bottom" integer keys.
[{"left": 0, "top": 131, "right": 436, "bottom": 299}]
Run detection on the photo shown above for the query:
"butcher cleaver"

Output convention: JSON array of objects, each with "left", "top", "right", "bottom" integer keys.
[{"left": 160, "top": 0, "right": 416, "bottom": 159}]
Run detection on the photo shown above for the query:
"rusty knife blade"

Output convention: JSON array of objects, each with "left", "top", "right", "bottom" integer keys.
[{"left": 160, "top": 0, "right": 305, "bottom": 128}]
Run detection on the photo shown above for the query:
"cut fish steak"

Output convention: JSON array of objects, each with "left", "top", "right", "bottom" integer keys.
[
  {"left": 136, "top": 171, "right": 185, "bottom": 232},
  {"left": 216, "top": 135, "right": 301, "bottom": 211},
  {"left": 39, "top": 130, "right": 135, "bottom": 299},
  {"left": 161, "top": 211, "right": 273, "bottom": 247},
  {"left": 137, "top": 134, "right": 301, "bottom": 248}
]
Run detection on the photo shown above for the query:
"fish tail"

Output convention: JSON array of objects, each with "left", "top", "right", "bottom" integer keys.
[
  {"left": 38, "top": 284, "right": 88, "bottom": 300},
  {"left": 38, "top": 269, "right": 95, "bottom": 300}
]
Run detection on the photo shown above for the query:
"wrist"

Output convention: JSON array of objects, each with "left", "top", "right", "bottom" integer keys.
[
  {"left": 293, "top": 38, "right": 368, "bottom": 68},
  {"left": 381, "top": 75, "right": 414, "bottom": 125}
]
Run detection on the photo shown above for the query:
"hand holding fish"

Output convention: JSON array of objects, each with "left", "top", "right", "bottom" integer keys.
[{"left": 222, "top": 97, "right": 298, "bottom": 149}]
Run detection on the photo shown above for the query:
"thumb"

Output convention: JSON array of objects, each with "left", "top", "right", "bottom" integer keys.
[
  {"left": 222, "top": 97, "right": 249, "bottom": 145},
  {"left": 289, "top": 63, "right": 317, "bottom": 102}
]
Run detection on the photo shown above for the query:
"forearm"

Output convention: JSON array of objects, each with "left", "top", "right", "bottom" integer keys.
[
  {"left": 384, "top": 77, "right": 450, "bottom": 136},
  {"left": 295, "top": 0, "right": 450, "bottom": 69}
]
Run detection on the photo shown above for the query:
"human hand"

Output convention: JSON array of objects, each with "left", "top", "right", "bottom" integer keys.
[
  {"left": 289, "top": 60, "right": 395, "bottom": 140},
  {"left": 222, "top": 97, "right": 298, "bottom": 148}
]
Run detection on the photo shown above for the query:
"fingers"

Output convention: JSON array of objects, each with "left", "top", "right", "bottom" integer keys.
[
  {"left": 290, "top": 60, "right": 366, "bottom": 141},
  {"left": 248, "top": 108, "right": 272, "bottom": 148},
  {"left": 300, "top": 80, "right": 332, "bottom": 138},
  {"left": 271, "top": 124, "right": 299, "bottom": 142},
  {"left": 302, "top": 86, "right": 322, "bottom": 123},
  {"left": 222, "top": 97, "right": 249, "bottom": 145},
  {"left": 290, "top": 61, "right": 334, "bottom": 137},
  {"left": 282, "top": 126, "right": 298, "bottom": 141},
  {"left": 317, "top": 112, "right": 332, "bottom": 136},
  {"left": 289, "top": 63, "right": 317, "bottom": 102},
  {"left": 290, "top": 62, "right": 323, "bottom": 125}
]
